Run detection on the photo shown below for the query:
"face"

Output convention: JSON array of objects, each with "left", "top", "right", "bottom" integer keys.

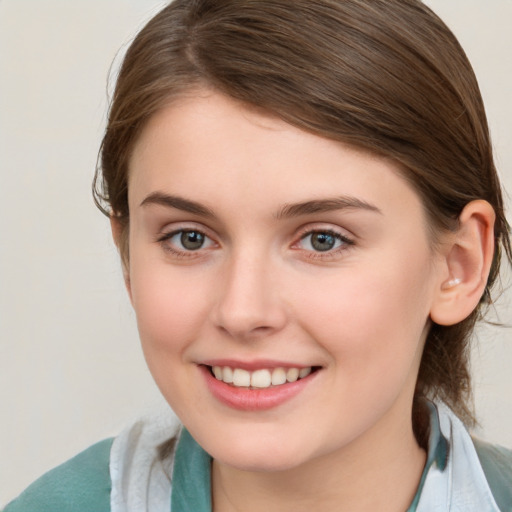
[{"left": 125, "top": 90, "right": 445, "bottom": 472}]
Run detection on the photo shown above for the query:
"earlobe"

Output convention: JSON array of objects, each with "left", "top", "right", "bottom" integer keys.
[
  {"left": 110, "top": 216, "right": 132, "bottom": 301},
  {"left": 441, "top": 277, "right": 462, "bottom": 290},
  {"left": 430, "top": 200, "right": 495, "bottom": 326}
]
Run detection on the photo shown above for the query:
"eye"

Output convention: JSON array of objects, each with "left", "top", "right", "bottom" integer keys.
[
  {"left": 158, "top": 229, "right": 215, "bottom": 253},
  {"left": 297, "top": 230, "right": 353, "bottom": 253},
  {"left": 176, "top": 230, "right": 207, "bottom": 251}
]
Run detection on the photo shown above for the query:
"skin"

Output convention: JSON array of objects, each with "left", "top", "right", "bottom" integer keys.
[{"left": 117, "top": 90, "right": 495, "bottom": 512}]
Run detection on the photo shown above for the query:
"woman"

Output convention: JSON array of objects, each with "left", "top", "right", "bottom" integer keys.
[{"left": 5, "top": 1, "right": 512, "bottom": 510}]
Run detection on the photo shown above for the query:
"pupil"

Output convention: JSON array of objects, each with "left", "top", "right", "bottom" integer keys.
[
  {"left": 311, "top": 232, "right": 335, "bottom": 252},
  {"left": 181, "top": 231, "right": 204, "bottom": 250}
]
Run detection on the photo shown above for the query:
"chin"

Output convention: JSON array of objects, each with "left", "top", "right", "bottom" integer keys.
[{"left": 209, "top": 436, "right": 314, "bottom": 473}]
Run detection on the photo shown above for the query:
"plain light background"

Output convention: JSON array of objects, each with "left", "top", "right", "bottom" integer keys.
[{"left": 1, "top": 0, "right": 511, "bottom": 507}]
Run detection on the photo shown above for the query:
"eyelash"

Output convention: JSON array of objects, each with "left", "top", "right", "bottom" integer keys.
[
  {"left": 293, "top": 229, "right": 355, "bottom": 260},
  {"left": 155, "top": 227, "right": 355, "bottom": 260},
  {"left": 156, "top": 228, "right": 215, "bottom": 259}
]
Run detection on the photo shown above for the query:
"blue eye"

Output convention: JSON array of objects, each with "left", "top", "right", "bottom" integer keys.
[{"left": 298, "top": 231, "right": 352, "bottom": 252}]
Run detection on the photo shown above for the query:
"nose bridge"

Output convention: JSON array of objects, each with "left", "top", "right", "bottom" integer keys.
[{"left": 212, "top": 243, "right": 286, "bottom": 338}]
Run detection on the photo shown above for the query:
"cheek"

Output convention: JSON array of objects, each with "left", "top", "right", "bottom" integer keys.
[
  {"left": 128, "top": 255, "right": 211, "bottom": 360},
  {"left": 128, "top": 261, "right": 215, "bottom": 416},
  {"left": 292, "top": 251, "right": 434, "bottom": 379}
]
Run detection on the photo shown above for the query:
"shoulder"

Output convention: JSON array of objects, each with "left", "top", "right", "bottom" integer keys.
[
  {"left": 3, "top": 438, "right": 114, "bottom": 512},
  {"left": 473, "top": 437, "right": 512, "bottom": 511}
]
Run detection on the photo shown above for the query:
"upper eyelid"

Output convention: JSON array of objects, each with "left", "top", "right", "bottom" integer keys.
[
  {"left": 155, "top": 225, "right": 214, "bottom": 248},
  {"left": 294, "top": 230, "right": 354, "bottom": 248},
  {"left": 298, "top": 228, "right": 351, "bottom": 239},
  {"left": 155, "top": 222, "right": 355, "bottom": 248},
  {"left": 158, "top": 227, "right": 214, "bottom": 243},
  {"left": 294, "top": 223, "right": 355, "bottom": 241},
  {"left": 156, "top": 228, "right": 217, "bottom": 258},
  {"left": 158, "top": 221, "right": 215, "bottom": 238}
]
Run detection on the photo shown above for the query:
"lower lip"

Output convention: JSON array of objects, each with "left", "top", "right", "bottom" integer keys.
[{"left": 200, "top": 365, "right": 317, "bottom": 411}]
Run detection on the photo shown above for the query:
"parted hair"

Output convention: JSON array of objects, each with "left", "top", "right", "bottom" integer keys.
[{"left": 94, "top": 0, "right": 511, "bottom": 432}]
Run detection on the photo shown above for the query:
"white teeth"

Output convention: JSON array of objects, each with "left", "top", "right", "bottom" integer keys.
[
  {"left": 271, "top": 367, "right": 287, "bottom": 386},
  {"left": 233, "top": 368, "right": 251, "bottom": 387},
  {"left": 251, "top": 369, "right": 272, "bottom": 388},
  {"left": 211, "top": 365, "right": 314, "bottom": 388},
  {"left": 286, "top": 367, "right": 299, "bottom": 383},
  {"left": 299, "top": 367, "right": 312, "bottom": 378},
  {"left": 223, "top": 366, "right": 233, "bottom": 383}
]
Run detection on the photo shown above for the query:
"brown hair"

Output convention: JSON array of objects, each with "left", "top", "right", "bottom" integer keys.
[{"left": 94, "top": 0, "right": 511, "bottom": 429}]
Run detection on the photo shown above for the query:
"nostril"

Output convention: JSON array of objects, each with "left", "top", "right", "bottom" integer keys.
[
  {"left": 211, "top": 270, "right": 288, "bottom": 337},
  {"left": 215, "top": 321, "right": 282, "bottom": 340}
]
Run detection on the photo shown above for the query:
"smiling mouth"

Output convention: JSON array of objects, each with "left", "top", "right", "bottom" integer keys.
[{"left": 208, "top": 365, "right": 320, "bottom": 389}]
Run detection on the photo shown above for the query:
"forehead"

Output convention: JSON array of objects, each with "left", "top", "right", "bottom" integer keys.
[{"left": 128, "top": 91, "right": 425, "bottom": 225}]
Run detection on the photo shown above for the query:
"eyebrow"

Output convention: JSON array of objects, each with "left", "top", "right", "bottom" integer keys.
[
  {"left": 140, "top": 192, "right": 215, "bottom": 218},
  {"left": 140, "top": 192, "right": 381, "bottom": 220},
  {"left": 276, "top": 197, "right": 382, "bottom": 219}
]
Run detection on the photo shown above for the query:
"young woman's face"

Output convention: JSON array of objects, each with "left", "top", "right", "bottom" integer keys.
[{"left": 126, "top": 91, "right": 445, "bottom": 471}]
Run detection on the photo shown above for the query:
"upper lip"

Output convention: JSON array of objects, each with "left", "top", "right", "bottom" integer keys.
[{"left": 200, "top": 359, "right": 317, "bottom": 371}]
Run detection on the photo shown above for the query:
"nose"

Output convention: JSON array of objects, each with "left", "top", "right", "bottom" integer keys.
[{"left": 211, "top": 250, "right": 287, "bottom": 340}]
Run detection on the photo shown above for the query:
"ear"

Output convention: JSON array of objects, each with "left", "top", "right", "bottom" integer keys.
[
  {"left": 430, "top": 200, "right": 495, "bottom": 326},
  {"left": 110, "top": 216, "right": 132, "bottom": 301}
]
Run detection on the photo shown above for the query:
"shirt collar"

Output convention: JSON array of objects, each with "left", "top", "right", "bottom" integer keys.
[{"left": 414, "top": 401, "right": 500, "bottom": 511}]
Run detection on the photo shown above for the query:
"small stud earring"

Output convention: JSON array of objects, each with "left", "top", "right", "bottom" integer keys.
[{"left": 442, "top": 277, "right": 462, "bottom": 290}]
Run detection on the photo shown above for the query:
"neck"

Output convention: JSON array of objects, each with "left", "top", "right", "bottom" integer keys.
[{"left": 211, "top": 406, "right": 426, "bottom": 512}]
